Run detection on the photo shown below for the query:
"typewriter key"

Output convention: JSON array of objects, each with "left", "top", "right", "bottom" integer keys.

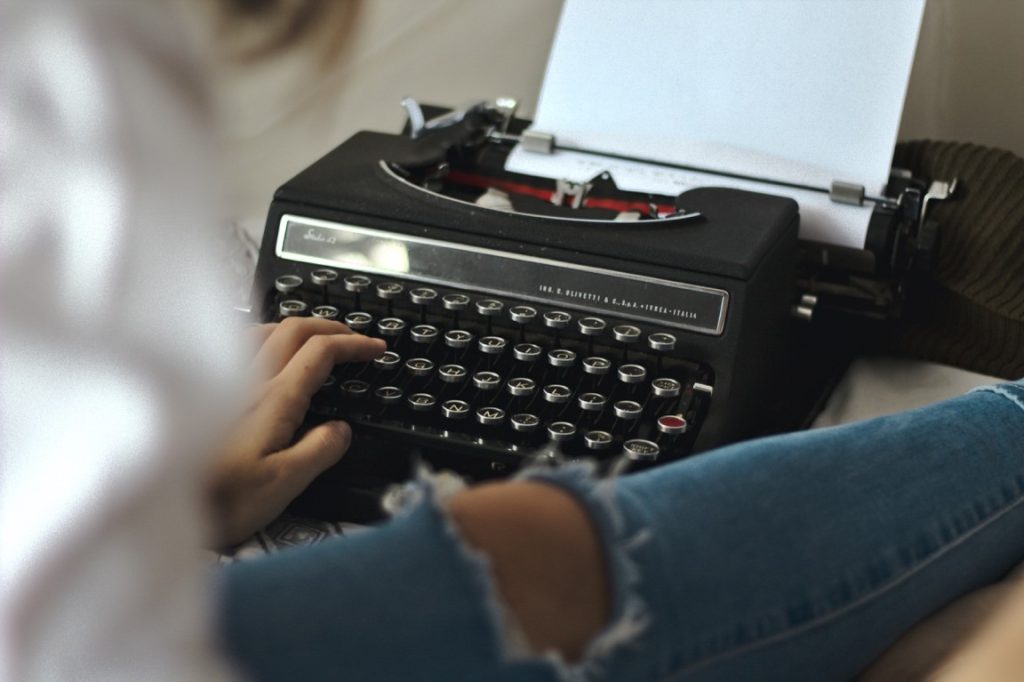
[
  {"left": 657, "top": 414, "right": 688, "bottom": 436},
  {"left": 547, "top": 421, "right": 576, "bottom": 441},
  {"left": 441, "top": 399, "right": 470, "bottom": 419},
  {"left": 623, "top": 438, "right": 660, "bottom": 462},
  {"left": 509, "top": 305, "right": 537, "bottom": 325},
  {"left": 344, "top": 311, "right": 373, "bottom": 332},
  {"left": 376, "top": 282, "right": 404, "bottom": 300},
  {"left": 577, "top": 392, "right": 607, "bottom": 412},
  {"left": 442, "top": 293, "right": 471, "bottom": 310},
  {"left": 513, "top": 343, "right": 542, "bottom": 362},
  {"left": 612, "top": 325, "right": 642, "bottom": 344},
  {"left": 613, "top": 400, "right": 643, "bottom": 420},
  {"left": 647, "top": 332, "right": 677, "bottom": 353},
  {"left": 274, "top": 274, "right": 303, "bottom": 295},
  {"left": 584, "top": 430, "right": 614, "bottom": 451},
  {"left": 310, "top": 269, "right": 338, "bottom": 302},
  {"left": 374, "top": 385, "right": 404, "bottom": 405},
  {"left": 444, "top": 329, "right": 474, "bottom": 350},
  {"left": 438, "top": 364, "right": 468, "bottom": 383},
  {"left": 409, "top": 287, "right": 438, "bottom": 306},
  {"left": 377, "top": 317, "right": 407, "bottom": 338},
  {"left": 511, "top": 413, "right": 540, "bottom": 433},
  {"left": 478, "top": 336, "right": 508, "bottom": 355},
  {"left": 578, "top": 317, "right": 606, "bottom": 336},
  {"left": 404, "top": 357, "right": 435, "bottom": 377},
  {"left": 344, "top": 274, "right": 371, "bottom": 311},
  {"left": 475, "top": 299, "right": 504, "bottom": 316},
  {"left": 408, "top": 393, "right": 437, "bottom": 412},
  {"left": 547, "top": 349, "right": 577, "bottom": 368},
  {"left": 340, "top": 379, "right": 370, "bottom": 398},
  {"left": 410, "top": 324, "right": 440, "bottom": 344},
  {"left": 542, "top": 384, "right": 572, "bottom": 404},
  {"left": 617, "top": 364, "right": 648, "bottom": 384},
  {"left": 543, "top": 311, "right": 572, "bottom": 329},
  {"left": 583, "top": 356, "right": 612, "bottom": 376},
  {"left": 476, "top": 406, "right": 506, "bottom": 426},
  {"left": 278, "top": 299, "right": 308, "bottom": 318},
  {"left": 651, "top": 377, "right": 682, "bottom": 398},
  {"left": 506, "top": 377, "right": 537, "bottom": 397},
  {"left": 472, "top": 371, "right": 502, "bottom": 391},
  {"left": 320, "top": 375, "right": 337, "bottom": 390},
  {"left": 373, "top": 351, "right": 401, "bottom": 371},
  {"left": 311, "top": 305, "right": 340, "bottom": 320}
]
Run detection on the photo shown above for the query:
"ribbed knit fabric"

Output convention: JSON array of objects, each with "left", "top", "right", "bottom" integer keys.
[{"left": 874, "top": 141, "right": 1024, "bottom": 378}]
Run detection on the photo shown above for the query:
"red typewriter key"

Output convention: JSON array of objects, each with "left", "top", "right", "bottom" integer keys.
[{"left": 656, "top": 414, "right": 688, "bottom": 436}]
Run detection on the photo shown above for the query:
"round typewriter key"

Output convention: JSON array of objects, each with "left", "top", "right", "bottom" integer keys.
[
  {"left": 476, "top": 299, "right": 504, "bottom": 316},
  {"left": 376, "top": 282, "right": 404, "bottom": 300},
  {"left": 404, "top": 357, "right": 435, "bottom": 377},
  {"left": 340, "top": 379, "right": 370, "bottom": 398},
  {"left": 617, "top": 363, "right": 648, "bottom": 384},
  {"left": 442, "top": 293, "right": 471, "bottom": 311},
  {"left": 647, "top": 332, "right": 677, "bottom": 352},
  {"left": 344, "top": 274, "right": 371, "bottom": 292},
  {"left": 438, "top": 364, "right": 468, "bottom": 383},
  {"left": 577, "top": 392, "right": 607, "bottom": 412},
  {"left": 409, "top": 287, "right": 438, "bottom": 305},
  {"left": 513, "top": 343, "right": 543, "bottom": 362},
  {"left": 373, "top": 351, "right": 401, "bottom": 370},
  {"left": 410, "top": 324, "right": 440, "bottom": 344},
  {"left": 374, "top": 385, "right": 404, "bottom": 405},
  {"left": 478, "top": 336, "right": 508, "bottom": 355},
  {"left": 613, "top": 400, "right": 643, "bottom": 420},
  {"left": 441, "top": 399, "right": 470, "bottom": 419},
  {"left": 311, "top": 305, "right": 340, "bottom": 320},
  {"left": 657, "top": 414, "right": 688, "bottom": 435},
  {"left": 578, "top": 316, "right": 607, "bottom": 336},
  {"left": 377, "top": 317, "right": 407, "bottom": 337},
  {"left": 547, "top": 421, "right": 576, "bottom": 441},
  {"left": 310, "top": 268, "right": 339, "bottom": 286},
  {"left": 472, "top": 371, "right": 502, "bottom": 391},
  {"left": 511, "top": 413, "right": 540, "bottom": 433},
  {"left": 509, "top": 305, "right": 538, "bottom": 324},
  {"left": 320, "top": 375, "right": 337, "bottom": 390},
  {"left": 476, "top": 406, "right": 506, "bottom": 426},
  {"left": 408, "top": 392, "right": 437, "bottom": 412},
  {"left": 343, "top": 311, "right": 373, "bottom": 332},
  {"left": 547, "top": 348, "right": 577, "bottom": 368},
  {"left": 506, "top": 377, "right": 537, "bottom": 397},
  {"left": 612, "top": 324, "right": 642, "bottom": 344},
  {"left": 278, "top": 299, "right": 308, "bottom": 317},
  {"left": 651, "top": 377, "right": 682, "bottom": 398},
  {"left": 623, "top": 438, "right": 660, "bottom": 462},
  {"left": 444, "top": 329, "right": 474, "bottom": 349},
  {"left": 543, "top": 311, "right": 572, "bottom": 329},
  {"left": 583, "top": 356, "right": 612, "bottom": 375},
  {"left": 584, "top": 430, "right": 614, "bottom": 450},
  {"left": 542, "top": 384, "right": 572, "bottom": 404},
  {"left": 274, "top": 274, "right": 303, "bottom": 294}
]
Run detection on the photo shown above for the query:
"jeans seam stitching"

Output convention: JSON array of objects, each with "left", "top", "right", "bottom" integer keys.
[{"left": 660, "top": 482, "right": 1024, "bottom": 681}]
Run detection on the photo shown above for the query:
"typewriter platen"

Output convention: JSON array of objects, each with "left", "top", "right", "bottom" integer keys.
[{"left": 250, "top": 102, "right": 804, "bottom": 521}]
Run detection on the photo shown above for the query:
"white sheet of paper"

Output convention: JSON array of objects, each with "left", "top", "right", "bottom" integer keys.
[{"left": 506, "top": 0, "right": 925, "bottom": 248}]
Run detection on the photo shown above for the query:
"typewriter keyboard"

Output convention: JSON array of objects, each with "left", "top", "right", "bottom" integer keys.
[{"left": 265, "top": 268, "right": 714, "bottom": 472}]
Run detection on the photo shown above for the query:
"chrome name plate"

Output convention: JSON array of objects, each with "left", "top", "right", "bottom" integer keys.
[{"left": 276, "top": 215, "right": 729, "bottom": 335}]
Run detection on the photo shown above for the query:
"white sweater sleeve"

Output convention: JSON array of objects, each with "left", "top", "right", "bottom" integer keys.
[{"left": 1, "top": 1, "right": 242, "bottom": 679}]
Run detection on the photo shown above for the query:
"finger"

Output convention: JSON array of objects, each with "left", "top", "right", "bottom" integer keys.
[
  {"left": 247, "top": 323, "right": 278, "bottom": 352},
  {"left": 270, "top": 420, "right": 353, "bottom": 501},
  {"left": 254, "top": 317, "right": 353, "bottom": 376},
  {"left": 271, "top": 334, "right": 387, "bottom": 412}
]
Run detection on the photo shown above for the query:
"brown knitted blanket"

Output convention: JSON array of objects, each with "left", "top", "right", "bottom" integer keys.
[{"left": 873, "top": 141, "right": 1024, "bottom": 378}]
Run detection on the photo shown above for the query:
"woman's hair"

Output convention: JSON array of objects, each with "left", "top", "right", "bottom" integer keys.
[{"left": 214, "top": 0, "right": 362, "bottom": 63}]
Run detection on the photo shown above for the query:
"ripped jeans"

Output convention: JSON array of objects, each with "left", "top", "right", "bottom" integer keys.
[{"left": 219, "top": 381, "right": 1024, "bottom": 681}]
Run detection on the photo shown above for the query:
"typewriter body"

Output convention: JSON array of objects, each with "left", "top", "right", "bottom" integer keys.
[{"left": 250, "top": 104, "right": 808, "bottom": 519}]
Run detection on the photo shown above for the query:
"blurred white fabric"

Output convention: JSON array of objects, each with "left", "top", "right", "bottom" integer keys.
[{"left": 0, "top": 1, "right": 241, "bottom": 679}]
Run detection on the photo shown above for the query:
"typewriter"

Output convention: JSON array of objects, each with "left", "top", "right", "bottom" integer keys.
[{"left": 248, "top": 2, "right": 955, "bottom": 521}]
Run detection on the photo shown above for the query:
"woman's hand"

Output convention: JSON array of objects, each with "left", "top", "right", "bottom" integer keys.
[{"left": 206, "top": 317, "right": 386, "bottom": 547}]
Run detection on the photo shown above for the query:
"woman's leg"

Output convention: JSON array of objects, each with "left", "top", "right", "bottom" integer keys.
[{"left": 218, "top": 381, "right": 1024, "bottom": 681}]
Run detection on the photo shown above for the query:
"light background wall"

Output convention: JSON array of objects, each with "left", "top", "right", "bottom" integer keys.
[{"left": 196, "top": 0, "right": 1024, "bottom": 235}]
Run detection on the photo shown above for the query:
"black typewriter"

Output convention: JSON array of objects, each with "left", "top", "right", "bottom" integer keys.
[{"left": 249, "top": 100, "right": 952, "bottom": 521}]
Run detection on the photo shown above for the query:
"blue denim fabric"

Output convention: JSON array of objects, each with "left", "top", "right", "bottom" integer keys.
[{"left": 220, "top": 380, "right": 1024, "bottom": 681}]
